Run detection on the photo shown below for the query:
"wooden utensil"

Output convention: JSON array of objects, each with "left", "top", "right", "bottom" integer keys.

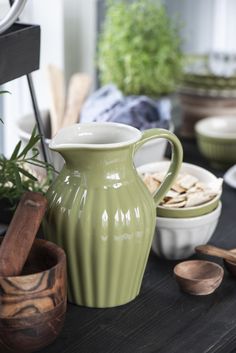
[
  {"left": 224, "top": 248, "right": 236, "bottom": 277},
  {"left": 195, "top": 244, "right": 236, "bottom": 263},
  {"left": 0, "top": 192, "right": 47, "bottom": 277},
  {"left": 47, "top": 64, "right": 65, "bottom": 137},
  {"left": 174, "top": 260, "right": 224, "bottom": 295},
  {"left": 61, "top": 73, "right": 91, "bottom": 128}
]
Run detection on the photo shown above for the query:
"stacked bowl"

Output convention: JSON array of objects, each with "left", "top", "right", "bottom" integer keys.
[
  {"left": 195, "top": 116, "right": 236, "bottom": 169},
  {"left": 138, "top": 161, "right": 222, "bottom": 260}
]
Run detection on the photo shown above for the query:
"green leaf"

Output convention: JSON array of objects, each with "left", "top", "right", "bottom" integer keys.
[
  {"left": 18, "top": 126, "right": 40, "bottom": 158},
  {"left": 0, "top": 123, "right": 55, "bottom": 204},
  {"left": 18, "top": 167, "right": 38, "bottom": 181},
  {"left": 10, "top": 141, "right": 22, "bottom": 160},
  {"left": 13, "top": 169, "right": 23, "bottom": 190}
]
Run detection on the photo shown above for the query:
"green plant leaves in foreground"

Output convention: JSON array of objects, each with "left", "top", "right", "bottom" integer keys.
[{"left": 0, "top": 126, "right": 55, "bottom": 206}]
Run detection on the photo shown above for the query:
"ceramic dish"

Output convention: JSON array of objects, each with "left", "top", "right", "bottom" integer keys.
[
  {"left": 152, "top": 202, "right": 222, "bottom": 260},
  {"left": 195, "top": 116, "right": 236, "bottom": 169},
  {"left": 137, "top": 161, "right": 222, "bottom": 218},
  {"left": 174, "top": 260, "right": 224, "bottom": 295}
]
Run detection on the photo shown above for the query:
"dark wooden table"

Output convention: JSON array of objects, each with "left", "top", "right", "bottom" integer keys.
[{"left": 39, "top": 138, "right": 236, "bottom": 353}]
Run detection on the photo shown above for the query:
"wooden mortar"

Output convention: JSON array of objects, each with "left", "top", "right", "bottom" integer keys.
[{"left": 0, "top": 237, "right": 67, "bottom": 353}]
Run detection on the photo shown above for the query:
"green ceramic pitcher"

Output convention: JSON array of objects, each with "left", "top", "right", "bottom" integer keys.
[{"left": 44, "top": 122, "right": 182, "bottom": 308}]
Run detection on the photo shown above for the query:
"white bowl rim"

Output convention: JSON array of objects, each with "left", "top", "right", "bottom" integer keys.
[
  {"left": 156, "top": 202, "right": 222, "bottom": 227},
  {"left": 195, "top": 116, "right": 236, "bottom": 139},
  {"left": 16, "top": 110, "right": 51, "bottom": 144},
  {"left": 137, "top": 161, "right": 222, "bottom": 211}
]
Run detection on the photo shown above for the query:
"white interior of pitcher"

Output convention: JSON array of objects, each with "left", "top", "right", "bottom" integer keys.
[{"left": 50, "top": 122, "right": 142, "bottom": 150}]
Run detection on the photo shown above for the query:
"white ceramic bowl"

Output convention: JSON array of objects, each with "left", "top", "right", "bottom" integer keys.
[
  {"left": 137, "top": 161, "right": 222, "bottom": 218},
  {"left": 152, "top": 202, "right": 222, "bottom": 260},
  {"left": 195, "top": 116, "right": 236, "bottom": 139}
]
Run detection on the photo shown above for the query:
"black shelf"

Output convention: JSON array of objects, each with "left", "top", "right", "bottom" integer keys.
[{"left": 0, "top": 22, "right": 40, "bottom": 85}]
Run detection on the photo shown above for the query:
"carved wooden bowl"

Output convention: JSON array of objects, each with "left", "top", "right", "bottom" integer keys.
[
  {"left": 174, "top": 260, "right": 224, "bottom": 295},
  {"left": 0, "top": 237, "right": 67, "bottom": 353}
]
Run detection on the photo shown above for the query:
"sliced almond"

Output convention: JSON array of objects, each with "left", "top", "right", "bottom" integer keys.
[
  {"left": 152, "top": 172, "right": 166, "bottom": 183},
  {"left": 195, "top": 181, "right": 205, "bottom": 190},
  {"left": 143, "top": 174, "right": 159, "bottom": 194},
  {"left": 165, "top": 189, "right": 180, "bottom": 198},
  {"left": 178, "top": 174, "right": 198, "bottom": 190},
  {"left": 185, "top": 192, "right": 212, "bottom": 207},
  {"left": 163, "top": 200, "right": 186, "bottom": 208},
  {"left": 171, "top": 183, "right": 186, "bottom": 193},
  {"left": 165, "top": 194, "right": 186, "bottom": 204}
]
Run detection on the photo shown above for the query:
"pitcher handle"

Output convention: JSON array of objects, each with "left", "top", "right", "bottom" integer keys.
[{"left": 134, "top": 128, "right": 183, "bottom": 206}]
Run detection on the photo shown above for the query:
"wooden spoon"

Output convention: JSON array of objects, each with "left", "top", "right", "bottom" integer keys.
[
  {"left": 0, "top": 192, "right": 47, "bottom": 276},
  {"left": 61, "top": 73, "right": 91, "bottom": 128},
  {"left": 195, "top": 244, "right": 236, "bottom": 263},
  {"left": 47, "top": 65, "right": 65, "bottom": 137}
]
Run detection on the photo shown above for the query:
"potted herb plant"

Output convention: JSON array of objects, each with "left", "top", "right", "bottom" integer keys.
[
  {"left": 0, "top": 120, "right": 53, "bottom": 224},
  {"left": 98, "top": 0, "right": 183, "bottom": 98},
  {"left": 97, "top": 0, "right": 183, "bottom": 165}
]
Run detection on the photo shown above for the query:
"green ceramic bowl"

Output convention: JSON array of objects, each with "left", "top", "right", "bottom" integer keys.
[
  {"left": 195, "top": 116, "right": 236, "bottom": 169},
  {"left": 137, "top": 161, "right": 221, "bottom": 219}
]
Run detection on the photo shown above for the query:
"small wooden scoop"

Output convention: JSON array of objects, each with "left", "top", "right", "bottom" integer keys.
[
  {"left": 0, "top": 192, "right": 47, "bottom": 277},
  {"left": 61, "top": 73, "right": 91, "bottom": 128},
  {"left": 195, "top": 244, "right": 236, "bottom": 263}
]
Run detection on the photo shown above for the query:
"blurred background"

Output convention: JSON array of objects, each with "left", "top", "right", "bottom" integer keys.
[{"left": 1, "top": 0, "right": 236, "bottom": 156}]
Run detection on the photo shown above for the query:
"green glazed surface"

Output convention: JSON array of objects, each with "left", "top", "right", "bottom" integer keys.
[
  {"left": 157, "top": 198, "right": 219, "bottom": 218},
  {"left": 43, "top": 125, "right": 182, "bottom": 308},
  {"left": 196, "top": 132, "right": 236, "bottom": 169}
]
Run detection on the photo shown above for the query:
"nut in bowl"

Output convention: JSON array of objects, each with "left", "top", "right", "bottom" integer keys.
[{"left": 138, "top": 161, "right": 222, "bottom": 218}]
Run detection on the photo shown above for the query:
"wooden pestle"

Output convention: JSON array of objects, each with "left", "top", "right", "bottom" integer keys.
[
  {"left": 195, "top": 244, "right": 236, "bottom": 263},
  {"left": 0, "top": 192, "right": 47, "bottom": 276}
]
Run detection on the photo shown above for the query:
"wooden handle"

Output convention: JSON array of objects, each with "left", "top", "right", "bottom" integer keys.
[
  {"left": 47, "top": 65, "right": 65, "bottom": 137},
  {"left": 0, "top": 192, "right": 47, "bottom": 276},
  {"left": 195, "top": 244, "right": 236, "bottom": 263},
  {"left": 61, "top": 73, "right": 91, "bottom": 128}
]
